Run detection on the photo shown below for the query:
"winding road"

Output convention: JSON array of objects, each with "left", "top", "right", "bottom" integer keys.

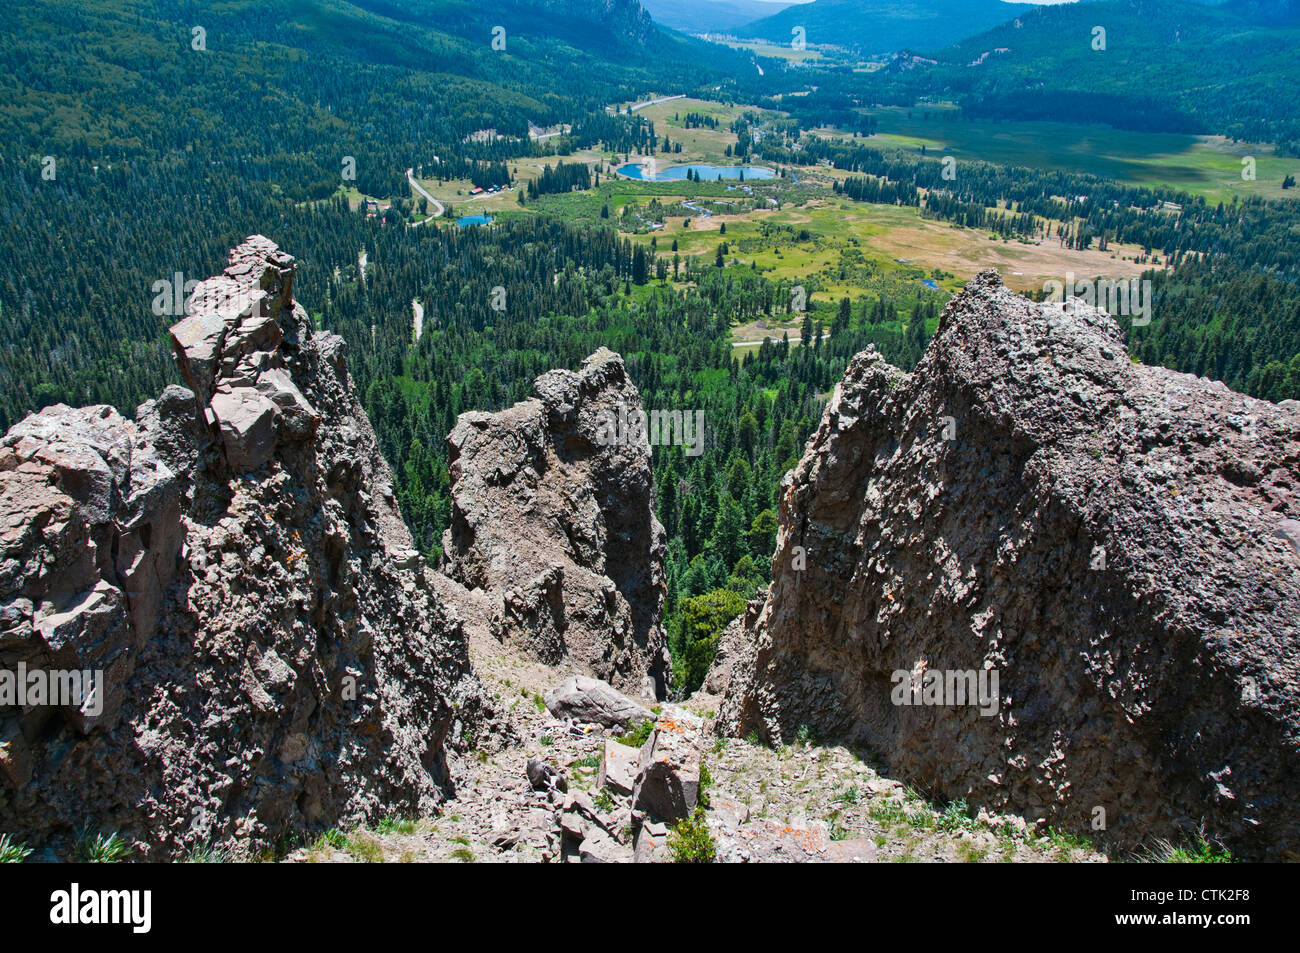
[{"left": 406, "top": 168, "right": 445, "bottom": 225}]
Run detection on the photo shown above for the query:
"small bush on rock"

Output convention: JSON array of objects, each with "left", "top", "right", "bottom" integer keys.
[{"left": 668, "top": 809, "right": 716, "bottom": 863}]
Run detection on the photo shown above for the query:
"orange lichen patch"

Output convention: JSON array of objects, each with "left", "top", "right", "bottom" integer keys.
[{"left": 656, "top": 717, "right": 689, "bottom": 735}]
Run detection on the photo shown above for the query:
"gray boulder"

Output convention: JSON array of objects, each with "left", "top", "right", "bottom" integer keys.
[
  {"left": 545, "top": 675, "right": 652, "bottom": 728},
  {"left": 597, "top": 738, "right": 639, "bottom": 796}
]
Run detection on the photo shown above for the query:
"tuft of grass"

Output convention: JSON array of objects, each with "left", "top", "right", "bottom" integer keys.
[
  {"left": 345, "top": 833, "right": 384, "bottom": 863},
  {"left": 450, "top": 847, "right": 475, "bottom": 862},
  {"left": 1039, "top": 826, "right": 1098, "bottom": 860},
  {"left": 827, "top": 813, "right": 851, "bottom": 842},
  {"left": 313, "top": 828, "right": 348, "bottom": 851},
  {"left": 1155, "top": 837, "right": 1235, "bottom": 864},
  {"left": 182, "top": 842, "right": 227, "bottom": 863},
  {"left": 867, "top": 798, "right": 911, "bottom": 827},
  {"left": 617, "top": 719, "right": 655, "bottom": 748},
  {"left": 667, "top": 809, "right": 716, "bottom": 863},
  {"left": 73, "top": 830, "right": 131, "bottom": 863},
  {"left": 374, "top": 817, "right": 418, "bottom": 835},
  {"left": 0, "top": 833, "right": 33, "bottom": 863}
]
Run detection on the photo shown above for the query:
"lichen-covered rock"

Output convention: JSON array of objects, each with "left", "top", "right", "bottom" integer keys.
[
  {"left": 443, "top": 349, "right": 670, "bottom": 699},
  {"left": 0, "top": 236, "right": 488, "bottom": 859},
  {"left": 631, "top": 706, "right": 704, "bottom": 824},
  {"left": 720, "top": 271, "right": 1300, "bottom": 861}
]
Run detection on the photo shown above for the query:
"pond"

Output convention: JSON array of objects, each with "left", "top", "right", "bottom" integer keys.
[
  {"left": 617, "top": 163, "right": 776, "bottom": 182},
  {"left": 456, "top": 214, "right": 494, "bottom": 227}
]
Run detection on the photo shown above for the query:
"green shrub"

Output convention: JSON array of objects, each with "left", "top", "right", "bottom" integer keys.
[
  {"left": 667, "top": 809, "right": 716, "bottom": 863},
  {"left": 673, "top": 588, "right": 746, "bottom": 692},
  {"left": 617, "top": 719, "right": 655, "bottom": 748},
  {"left": 937, "top": 798, "right": 977, "bottom": 832}
]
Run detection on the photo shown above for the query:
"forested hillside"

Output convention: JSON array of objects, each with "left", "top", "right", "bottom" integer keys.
[{"left": 866, "top": 0, "right": 1300, "bottom": 153}]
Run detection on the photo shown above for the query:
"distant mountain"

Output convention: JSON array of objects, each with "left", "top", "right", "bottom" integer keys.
[
  {"left": 1222, "top": 0, "right": 1300, "bottom": 21},
  {"left": 640, "top": 0, "right": 795, "bottom": 34},
  {"left": 738, "top": 0, "right": 1035, "bottom": 53},
  {"left": 868, "top": 0, "right": 1300, "bottom": 151}
]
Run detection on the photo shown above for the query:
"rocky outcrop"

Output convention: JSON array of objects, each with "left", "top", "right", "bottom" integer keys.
[
  {"left": 442, "top": 349, "right": 670, "bottom": 699},
  {"left": 718, "top": 271, "right": 1300, "bottom": 861},
  {"left": 0, "top": 237, "right": 488, "bottom": 859}
]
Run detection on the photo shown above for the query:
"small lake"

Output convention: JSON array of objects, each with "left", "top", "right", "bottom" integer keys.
[
  {"left": 456, "top": 214, "right": 494, "bottom": 227},
  {"left": 617, "top": 163, "right": 775, "bottom": 182},
  {"left": 921, "top": 279, "right": 941, "bottom": 290}
]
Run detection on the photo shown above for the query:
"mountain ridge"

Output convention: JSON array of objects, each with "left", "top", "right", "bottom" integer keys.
[{"left": 739, "top": 0, "right": 1036, "bottom": 53}]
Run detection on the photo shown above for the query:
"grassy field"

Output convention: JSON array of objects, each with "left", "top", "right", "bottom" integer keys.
[
  {"left": 631, "top": 195, "right": 1159, "bottom": 298},
  {"left": 632, "top": 97, "right": 755, "bottom": 164},
  {"left": 860, "top": 105, "right": 1300, "bottom": 202},
  {"left": 712, "top": 39, "right": 833, "bottom": 65},
  {"left": 408, "top": 147, "right": 617, "bottom": 220}
]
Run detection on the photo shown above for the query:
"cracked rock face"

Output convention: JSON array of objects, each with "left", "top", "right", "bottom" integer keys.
[
  {"left": 718, "top": 270, "right": 1300, "bottom": 861},
  {"left": 443, "top": 349, "right": 670, "bottom": 700},
  {"left": 0, "top": 236, "right": 487, "bottom": 859}
]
